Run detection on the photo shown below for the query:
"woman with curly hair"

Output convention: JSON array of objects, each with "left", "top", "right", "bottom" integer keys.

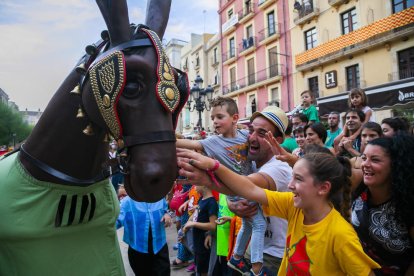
[{"left": 351, "top": 135, "right": 414, "bottom": 275}]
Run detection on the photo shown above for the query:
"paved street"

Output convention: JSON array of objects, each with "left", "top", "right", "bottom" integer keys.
[{"left": 117, "top": 223, "right": 189, "bottom": 276}]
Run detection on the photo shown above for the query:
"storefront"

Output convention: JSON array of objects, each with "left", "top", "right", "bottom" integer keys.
[{"left": 317, "top": 78, "right": 414, "bottom": 122}]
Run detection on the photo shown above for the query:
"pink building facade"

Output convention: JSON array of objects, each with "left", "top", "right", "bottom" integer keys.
[{"left": 219, "top": 0, "right": 293, "bottom": 121}]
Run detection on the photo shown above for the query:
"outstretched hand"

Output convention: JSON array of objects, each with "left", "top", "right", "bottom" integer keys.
[
  {"left": 176, "top": 148, "right": 215, "bottom": 188},
  {"left": 176, "top": 148, "right": 216, "bottom": 170},
  {"left": 264, "top": 131, "right": 298, "bottom": 167}
]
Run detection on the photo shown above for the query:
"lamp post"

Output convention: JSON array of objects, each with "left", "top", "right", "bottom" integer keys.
[
  {"left": 12, "top": 133, "right": 16, "bottom": 149},
  {"left": 186, "top": 75, "right": 214, "bottom": 129}
]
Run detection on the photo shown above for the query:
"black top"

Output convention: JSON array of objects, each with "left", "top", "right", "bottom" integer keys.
[
  {"left": 351, "top": 190, "right": 413, "bottom": 275},
  {"left": 192, "top": 196, "right": 218, "bottom": 254}
]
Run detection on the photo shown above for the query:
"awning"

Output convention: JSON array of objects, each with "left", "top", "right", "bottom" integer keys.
[{"left": 317, "top": 78, "right": 414, "bottom": 116}]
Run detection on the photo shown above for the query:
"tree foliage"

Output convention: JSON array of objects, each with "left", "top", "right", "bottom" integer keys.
[{"left": 0, "top": 102, "right": 33, "bottom": 147}]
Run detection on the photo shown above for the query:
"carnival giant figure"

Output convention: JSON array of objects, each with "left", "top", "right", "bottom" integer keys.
[{"left": 0, "top": 0, "right": 189, "bottom": 274}]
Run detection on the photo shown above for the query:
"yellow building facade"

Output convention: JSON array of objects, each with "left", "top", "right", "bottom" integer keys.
[{"left": 290, "top": 0, "right": 414, "bottom": 121}]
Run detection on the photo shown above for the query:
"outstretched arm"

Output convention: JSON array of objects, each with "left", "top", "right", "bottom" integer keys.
[
  {"left": 176, "top": 139, "right": 204, "bottom": 151},
  {"left": 177, "top": 148, "right": 268, "bottom": 205}
]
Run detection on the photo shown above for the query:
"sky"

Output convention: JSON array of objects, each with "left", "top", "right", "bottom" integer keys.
[{"left": 0, "top": 0, "right": 219, "bottom": 111}]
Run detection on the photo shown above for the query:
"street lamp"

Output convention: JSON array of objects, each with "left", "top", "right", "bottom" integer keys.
[
  {"left": 12, "top": 133, "right": 16, "bottom": 149},
  {"left": 186, "top": 75, "right": 214, "bottom": 129}
]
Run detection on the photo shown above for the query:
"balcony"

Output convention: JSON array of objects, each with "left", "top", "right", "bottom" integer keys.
[
  {"left": 388, "top": 69, "right": 414, "bottom": 82},
  {"left": 293, "top": 1, "right": 320, "bottom": 26},
  {"left": 222, "top": 14, "right": 239, "bottom": 36},
  {"left": 210, "top": 56, "right": 220, "bottom": 67},
  {"left": 238, "top": 37, "right": 257, "bottom": 56},
  {"left": 258, "top": 24, "right": 280, "bottom": 45},
  {"left": 222, "top": 49, "right": 237, "bottom": 66},
  {"left": 266, "top": 100, "right": 280, "bottom": 107},
  {"left": 258, "top": 0, "right": 277, "bottom": 10},
  {"left": 295, "top": 8, "right": 414, "bottom": 71},
  {"left": 238, "top": 3, "right": 255, "bottom": 24},
  {"left": 222, "top": 64, "right": 284, "bottom": 95},
  {"left": 338, "top": 80, "right": 367, "bottom": 92},
  {"left": 328, "top": 0, "right": 349, "bottom": 8}
]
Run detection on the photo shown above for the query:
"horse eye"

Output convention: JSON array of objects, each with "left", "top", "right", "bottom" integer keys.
[{"left": 122, "top": 81, "right": 142, "bottom": 99}]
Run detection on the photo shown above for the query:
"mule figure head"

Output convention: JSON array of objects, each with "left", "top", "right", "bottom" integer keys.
[
  {"left": 20, "top": 0, "right": 188, "bottom": 203},
  {"left": 78, "top": 0, "right": 189, "bottom": 202}
]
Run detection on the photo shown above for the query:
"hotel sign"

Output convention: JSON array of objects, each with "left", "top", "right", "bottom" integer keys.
[{"left": 325, "top": 70, "right": 337, "bottom": 89}]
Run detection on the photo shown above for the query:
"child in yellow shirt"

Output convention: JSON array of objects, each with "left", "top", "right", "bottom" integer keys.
[{"left": 177, "top": 134, "right": 380, "bottom": 275}]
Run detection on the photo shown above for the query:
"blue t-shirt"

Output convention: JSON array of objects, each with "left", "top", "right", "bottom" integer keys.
[{"left": 325, "top": 128, "right": 342, "bottom": 148}]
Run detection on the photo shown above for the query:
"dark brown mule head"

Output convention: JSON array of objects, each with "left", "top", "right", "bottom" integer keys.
[{"left": 80, "top": 0, "right": 188, "bottom": 202}]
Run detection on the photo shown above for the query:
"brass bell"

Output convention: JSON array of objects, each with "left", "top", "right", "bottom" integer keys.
[
  {"left": 117, "top": 139, "right": 125, "bottom": 149},
  {"left": 85, "top": 44, "right": 97, "bottom": 56},
  {"left": 103, "top": 133, "right": 110, "bottom": 142},
  {"left": 70, "top": 84, "right": 81, "bottom": 95},
  {"left": 76, "top": 106, "right": 85, "bottom": 118},
  {"left": 101, "top": 30, "right": 110, "bottom": 41},
  {"left": 75, "top": 63, "right": 86, "bottom": 74},
  {"left": 82, "top": 123, "right": 94, "bottom": 136}
]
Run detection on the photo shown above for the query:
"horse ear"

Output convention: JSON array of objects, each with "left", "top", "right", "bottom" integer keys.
[
  {"left": 96, "top": 0, "right": 131, "bottom": 46},
  {"left": 144, "top": 0, "right": 171, "bottom": 39}
]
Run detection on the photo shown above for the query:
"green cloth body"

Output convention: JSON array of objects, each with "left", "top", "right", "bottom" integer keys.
[
  {"left": 0, "top": 153, "right": 125, "bottom": 276},
  {"left": 302, "top": 104, "right": 319, "bottom": 122}
]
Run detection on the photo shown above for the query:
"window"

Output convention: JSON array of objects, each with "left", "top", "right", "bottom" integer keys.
[
  {"left": 243, "top": 25, "right": 254, "bottom": 49},
  {"left": 213, "top": 48, "right": 218, "bottom": 64},
  {"left": 269, "top": 87, "right": 280, "bottom": 106},
  {"left": 246, "top": 95, "right": 256, "bottom": 116},
  {"left": 214, "top": 72, "right": 219, "bottom": 85},
  {"left": 304, "top": 28, "right": 317, "bottom": 50},
  {"left": 346, "top": 64, "right": 360, "bottom": 91},
  {"left": 392, "top": 0, "right": 414, "bottom": 13},
  {"left": 245, "top": 0, "right": 252, "bottom": 14},
  {"left": 247, "top": 58, "right": 255, "bottom": 85},
  {"left": 229, "top": 37, "right": 235, "bottom": 58},
  {"left": 228, "top": 9, "right": 233, "bottom": 19},
  {"left": 230, "top": 67, "right": 236, "bottom": 91},
  {"left": 195, "top": 54, "right": 200, "bottom": 67},
  {"left": 308, "top": 76, "right": 319, "bottom": 98},
  {"left": 269, "top": 46, "right": 278, "bottom": 77},
  {"left": 341, "top": 8, "right": 357, "bottom": 34},
  {"left": 398, "top": 47, "right": 414, "bottom": 79},
  {"left": 267, "top": 11, "right": 276, "bottom": 36}
]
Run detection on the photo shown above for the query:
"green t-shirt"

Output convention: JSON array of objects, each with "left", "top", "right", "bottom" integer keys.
[
  {"left": 281, "top": 137, "right": 298, "bottom": 153},
  {"left": 302, "top": 104, "right": 319, "bottom": 122},
  {"left": 216, "top": 194, "right": 234, "bottom": 257},
  {"left": 0, "top": 153, "right": 125, "bottom": 276}
]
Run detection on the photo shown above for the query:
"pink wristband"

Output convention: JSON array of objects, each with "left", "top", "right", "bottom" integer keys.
[{"left": 206, "top": 160, "right": 221, "bottom": 187}]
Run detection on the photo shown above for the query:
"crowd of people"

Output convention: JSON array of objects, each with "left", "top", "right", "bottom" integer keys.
[{"left": 114, "top": 89, "right": 413, "bottom": 276}]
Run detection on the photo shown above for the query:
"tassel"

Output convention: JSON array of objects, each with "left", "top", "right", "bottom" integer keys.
[
  {"left": 76, "top": 106, "right": 85, "bottom": 118},
  {"left": 82, "top": 123, "right": 94, "bottom": 136},
  {"left": 70, "top": 84, "right": 81, "bottom": 95}
]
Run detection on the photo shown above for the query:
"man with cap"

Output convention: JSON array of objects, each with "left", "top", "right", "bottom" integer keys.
[{"left": 177, "top": 106, "right": 292, "bottom": 275}]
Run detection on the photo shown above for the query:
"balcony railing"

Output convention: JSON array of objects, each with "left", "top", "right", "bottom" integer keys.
[
  {"left": 258, "top": 0, "right": 276, "bottom": 10},
  {"left": 210, "top": 56, "right": 220, "bottom": 66},
  {"left": 388, "top": 69, "right": 414, "bottom": 82},
  {"left": 222, "top": 49, "right": 237, "bottom": 63},
  {"left": 222, "top": 64, "right": 283, "bottom": 94},
  {"left": 238, "top": 37, "right": 256, "bottom": 55},
  {"left": 295, "top": 8, "right": 414, "bottom": 69},
  {"left": 266, "top": 100, "right": 280, "bottom": 107},
  {"left": 238, "top": 2, "right": 254, "bottom": 23},
  {"left": 293, "top": 1, "right": 320, "bottom": 25},
  {"left": 338, "top": 80, "right": 367, "bottom": 92},
  {"left": 258, "top": 24, "right": 280, "bottom": 43},
  {"left": 328, "top": 0, "right": 348, "bottom": 7}
]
